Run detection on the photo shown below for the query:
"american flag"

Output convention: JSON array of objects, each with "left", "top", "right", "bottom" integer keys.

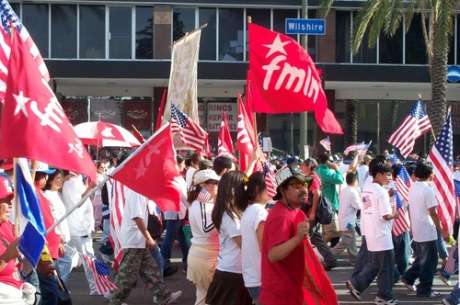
[
  {"left": 170, "top": 103, "right": 208, "bottom": 153},
  {"left": 82, "top": 255, "right": 117, "bottom": 295},
  {"left": 428, "top": 111, "right": 455, "bottom": 234},
  {"left": 392, "top": 166, "right": 412, "bottom": 236},
  {"left": 392, "top": 192, "right": 411, "bottom": 236},
  {"left": 319, "top": 137, "right": 331, "bottom": 152},
  {"left": 262, "top": 161, "right": 277, "bottom": 198},
  {"left": 0, "top": 0, "right": 49, "bottom": 102},
  {"left": 388, "top": 101, "right": 432, "bottom": 158},
  {"left": 344, "top": 141, "right": 371, "bottom": 156}
]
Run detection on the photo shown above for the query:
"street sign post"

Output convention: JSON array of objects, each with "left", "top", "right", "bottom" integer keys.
[{"left": 285, "top": 18, "right": 326, "bottom": 35}]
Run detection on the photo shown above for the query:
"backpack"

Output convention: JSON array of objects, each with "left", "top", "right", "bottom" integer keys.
[{"left": 315, "top": 195, "right": 333, "bottom": 225}]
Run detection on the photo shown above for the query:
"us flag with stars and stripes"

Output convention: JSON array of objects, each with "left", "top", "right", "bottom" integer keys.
[
  {"left": 0, "top": 0, "right": 49, "bottom": 102},
  {"left": 170, "top": 103, "right": 208, "bottom": 153},
  {"left": 428, "top": 111, "right": 456, "bottom": 234},
  {"left": 82, "top": 255, "right": 117, "bottom": 295},
  {"left": 262, "top": 161, "right": 277, "bottom": 198},
  {"left": 392, "top": 166, "right": 412, "bottom": 236},
  {"left": 388, "top": 100, "right": 432, "bottom": 158}
]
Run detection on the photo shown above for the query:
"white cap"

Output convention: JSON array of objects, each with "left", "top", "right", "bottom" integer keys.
[
  {"left": 193, "top": 169, "right": 220, "bottom": 186},
  {"left": 35, "top": 161, "right": 56, "bottom": 175}
]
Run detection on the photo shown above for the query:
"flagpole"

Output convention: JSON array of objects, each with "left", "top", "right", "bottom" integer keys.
[
  {"left": 419, "top": 93, "right": 437, "bottom": 142},
  {"left": 247, "top": 16, "right": 259, "bottom": 151},
  {"left": 172, "top": 23, "right": 208, "bottom": 46},
  {"left": 13, "top": 159, "right": 19, "bottom": 237}
]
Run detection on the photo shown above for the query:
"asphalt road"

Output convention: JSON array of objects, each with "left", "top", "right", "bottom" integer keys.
[{"left": 69, "top": 244, "right": 456, "bottom": 305}]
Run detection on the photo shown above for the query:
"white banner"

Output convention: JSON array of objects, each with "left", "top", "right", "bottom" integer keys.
[{"left": 163, "top": 29, "right": 201, "bottom": 124}]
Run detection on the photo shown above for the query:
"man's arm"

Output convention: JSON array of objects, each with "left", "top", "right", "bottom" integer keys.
[
  {"left": 133, "top": 217, "right": 156, "bottom": 249},
  {"left": 268, "top": 221, "right": 308, "bottom": 262},
  {"left": 429, "top": 207, "right": 449, "bottom": 240},
  {"left": 319, "top": 164, "right": 344, "bottom": 185}
]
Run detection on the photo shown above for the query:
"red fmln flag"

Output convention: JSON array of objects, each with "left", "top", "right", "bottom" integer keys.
[
  {"left": 110, "top": 123, "right": 181, "bottom": 212},
  {"left": 248, "top": 23, "right": 342, "bottom": 134},
  {"left": 237, "top": 95, "right": 256, "bottom": 172},
  {"left": 154, "top": 88, "right": 167, "bottom": 131},
  {"left": 0, "top": 13, "right": 96, "bottom": 180},
  {"left": 217, "top": 112, "right": 236, "bottom": 160}
]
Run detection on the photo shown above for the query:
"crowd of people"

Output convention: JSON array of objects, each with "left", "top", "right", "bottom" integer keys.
[{"left": 0, "top": 147, "right": 459, "bottom": 305}]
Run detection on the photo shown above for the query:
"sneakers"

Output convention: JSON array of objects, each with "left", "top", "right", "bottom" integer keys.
[
  {"left": 374, "top": 296, "right": 399, "bottom": 305},
  {"left": 153, "top": 290, "right": 182, "bottom": 305},
  {"left": 346, "top": 280, "right": 361, "bottom": 301},
  {"left": 400, "top": 277, "right": 416, "bottom": 292},
  {"left": 438, "top": 273, "right": 452, "bottom": 287},
  {"left": 443, "top": 298, "right": 454, "bottom": 305}
]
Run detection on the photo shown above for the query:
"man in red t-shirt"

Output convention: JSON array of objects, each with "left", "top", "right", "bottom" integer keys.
[
  {"left": 260, "top": 167, "right": 337, "bottom": 305},
  {"left": 300, "top": 158, "right": 337, "bottom": 270}
]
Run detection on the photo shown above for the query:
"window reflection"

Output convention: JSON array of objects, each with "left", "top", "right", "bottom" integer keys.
[
  {"left": 110, "top": 7, "right": 132, "bottom": 59},
  {"left": 199, "top": 8, "right": 216, "bottom": 60},
  {"left": 136, "top": 6, "right": 153, "bottom": 59},
  {"left": 219, "top": 8, "right": 243, "bottom": 61},
  {"left": 51, "top": 5, "right": 77, "bottom": 58},
  {"left": 173, "top": 7, "right": 195, "bottom": 41},
  {"left": 80, "top": 5, "right": 105, "bottom": 59},
  {"left": 335, "top": 10, "right": 351, "bottom": 63},
  {"left": 23, "top": 4, "right": 49, "bottom": 58},
  {"left": 379, "top": 28, "right": 403, "bottom": 64}
]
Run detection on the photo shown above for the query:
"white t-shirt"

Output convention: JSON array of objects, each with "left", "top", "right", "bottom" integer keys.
[
  {"left": 338, "top": 186, "right": 361, "bottom": 231},
  {"left": 216, "top": 212, "right": 242, "bottom": 274},
  {"left": 61, "top": 175, "right": 94, "bottom": 237},
  {"left": 240, "top": 204, "right": 268, "bottom": 287},
  {"left": 188, "top": 200, "right": 219, "bottom": 251},
  {"left": 361, "top": 182, "right": 394, "bottom": 252},
  {"left": 44, "top": 190, "right": 71, "bottom": 243},
  {"left": 119, "top": 187, "right": 150, "bottom": 249},
  {"left": 408, "top": 181, "right": 438, "bottom": 242}
]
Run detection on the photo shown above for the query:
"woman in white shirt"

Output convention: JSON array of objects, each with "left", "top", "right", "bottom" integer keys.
[
  {"left": 238, "top": 172, "right": 271, "bottom": 304},
  {"left": 43, "top": 170, "right": 73, "bottom": 283},
  {"left": 187, "top": 169, "right": 220, "bottom": 305},
  {"left": 206, "top": 171, "right": 252, "bottom": 305}
]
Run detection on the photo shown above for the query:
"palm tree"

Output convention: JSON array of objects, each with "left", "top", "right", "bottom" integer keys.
[{"left": 320, "top": 0, "right": 456, "bottom": 137}]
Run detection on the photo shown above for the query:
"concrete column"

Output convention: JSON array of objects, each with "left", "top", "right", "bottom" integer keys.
[{"left": 153, "top": 5, "right": 172, "bottom": 59}]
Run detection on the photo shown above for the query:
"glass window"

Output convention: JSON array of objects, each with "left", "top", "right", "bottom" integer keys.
[
  {"left": 448, "top": 33, "right": 454, "bottom": 65},
  {"left": 379, "top": 27, "right": 403, "bottom": 63},
  {"left": 23, "top": 4, "right": 49, "bottom": 58},
  {"left": 51, "top": 5, "right": 77, "bottom": 58},
  {"left": 79, "top": 5, "right": 105, "bottom": 59},
  {"left": 173, "top": 7, "right": 195, "bottom": 41},
  {"left": 405, "top": 14, "right": 427, "bottom": 64},
  {"left": 109, "top": 7, "right": 132, "bottom": 59},
  {"left": 457, "top": 15, "right": 460, "bottom": 64},
  {"left": 246, "top": 9, "right": 270, "bottom": 60},
  {"left": 199, "top": 8, "right": 216, "bottom": 60},
  {"left": 135, "top": 6, "right": 153, "bottom": 59},
  {"left": 219, "top": 8, "right": 243, "bottom": 61},
  {"left": 335, "top": 10, "right": 351, "bottom": 63},
  {"left": 353, "top": 12, "right": 376, "bottom": 63},
  {"left": 10, "top": 3, "right": 20, "bottom": 17},
  {"left": 273, "top": 9, "right": 298, "bottom": 40}
]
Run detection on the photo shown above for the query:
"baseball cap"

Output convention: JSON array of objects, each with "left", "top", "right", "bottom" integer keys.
[
  {"left": 193, "top": 169, "right": 220, "bottom": 186},
  {"left": 35, "top": 162, "right": 56, "bottom": 175},
  {"left": 273, "top": 166, "right": 307, "bottom": 200}
]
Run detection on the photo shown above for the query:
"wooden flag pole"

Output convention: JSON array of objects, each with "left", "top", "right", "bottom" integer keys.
[{"left": 419, "top": 93, "right": 437, "bottom": 142}]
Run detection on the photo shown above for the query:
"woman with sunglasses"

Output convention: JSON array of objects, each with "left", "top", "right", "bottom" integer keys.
[
  {"left": 186, "top": 169, "right": 220, "bottom": 305},
  {"left": 206, "top": 171, "right": 252, "bottom": 305}
]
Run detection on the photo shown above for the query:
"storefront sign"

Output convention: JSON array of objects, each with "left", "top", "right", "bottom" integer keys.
[{"left": 206, "top": 102, "right": 238, "bottom": 132}]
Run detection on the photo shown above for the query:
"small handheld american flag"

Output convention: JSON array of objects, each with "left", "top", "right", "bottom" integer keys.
[
  {"left": 262, "top": 161, "right": 277, "bottom": 198},
  {"left": 83, "top": 255, "right": 117, "bottom": 295},
  {"left": 392, "top": 166, "right": 412, "bottom": 236},
  {"left": 388, "top": 100, "right": 432, "bottom": 158},
  {"left": 170, "top": 103, "right": 208, "bottom": 153}
]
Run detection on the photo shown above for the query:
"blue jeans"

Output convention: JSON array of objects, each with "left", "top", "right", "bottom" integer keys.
[
  {"left": 445, "top": 284, "right": 460, "bottom": 305},
  {"left": 437, "top": 229, "right": 449, "bottom": 260},
  {"left": 38, "top": 274, "right": 59, "bottom": 305},
  {"left": 352, "top": 236, "right": 369, "bottom": 278},
  {"left": 402, "top": 240, "right": 438, "bottom": 296},
  {"left": 160, "top": 219, "right": 189, "bottom": 269},
  {"left": 151, "top": 244, "right": 165, "bottom": 277},
  {"left": 393, "top": 232, "right": 411, "bottom": 275},
  {"left": 351, "top": 249, "right": 395, "bottom": 301},
  {"left": 247, "top": 287, "right": 260, "bottom": 304}
]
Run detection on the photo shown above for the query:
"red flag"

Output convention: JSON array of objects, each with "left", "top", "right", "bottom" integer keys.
[
  {"left": 248, "top": 23, "right": 342, "bottom": 134},
  {"left": 237, "top": 95, "right": 256, "bottom": 172},
  {"left": 154, "top": 88, "right": 167, "bottom": 131},
  {"left": 110, "top": 123, "right": 181, "bottom": 212},
  {"left": 217, "top": 112, "right": 235, "bottom": 159},
  {"left": 0, "top": 28, "right": 96, "bottom": 180}
]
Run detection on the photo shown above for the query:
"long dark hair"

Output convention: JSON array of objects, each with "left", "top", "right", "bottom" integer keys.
[
  {"left": 188, "top": 185, "right": 202, "bottom": 203},
  {"left": 212, "top": 171, "right": 245, "bottom": 231},
  {"left": 44, "top": 170, "right": 64, "bottom": 191},
  {"left": 235, "top": 172, "right": 267, "bottom": 212}
]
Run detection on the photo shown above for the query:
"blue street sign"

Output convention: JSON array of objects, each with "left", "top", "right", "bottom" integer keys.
[{"left": 285, "top": 18, "right": 326, "bottom": 35}]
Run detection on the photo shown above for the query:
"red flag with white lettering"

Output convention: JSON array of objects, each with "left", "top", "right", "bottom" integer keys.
[
  {"left": 110, "top": 124, "right": 181, "bottom": 212},
  {"left": 0, "top": 28, "right": 96, "bottom": 180},
  {"left": 237, "top": 95, "right": 256, "bottom": 172},
  {"left": 248, "top": 23, "right": 343, "bottom": 134}
]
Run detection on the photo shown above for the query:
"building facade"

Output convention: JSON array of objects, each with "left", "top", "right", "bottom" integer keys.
[{"left": 10, "top": 0, "right": 460, "bottom": 156}]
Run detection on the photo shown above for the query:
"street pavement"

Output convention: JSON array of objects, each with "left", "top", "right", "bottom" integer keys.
[{"left": 69, "top": 246, "right": 456, "bottom": 305}]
